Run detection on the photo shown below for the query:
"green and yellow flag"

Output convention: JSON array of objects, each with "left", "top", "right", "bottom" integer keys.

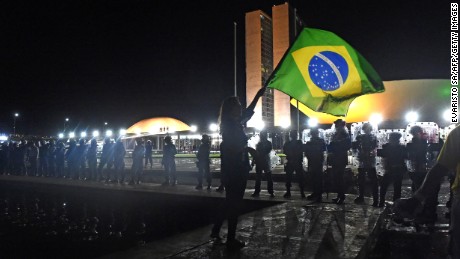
[{"left": 267, "top": 28, "right": 384, "bottom": 116}]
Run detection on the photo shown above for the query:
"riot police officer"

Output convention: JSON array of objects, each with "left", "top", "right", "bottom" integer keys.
[
  {"left": 196, "top": 134, "right": 211, "bottom": 190},
  {"left": 407, "top": 125, "right": 438, "bottom": 223},
  {"left": 86, "top": 139, "right": 98, "bottom": 180},
  {"left": 131, "top": 139, "right": 144, "bottom": 185},
  {"left": 379, "top": 132, "right": 407, "bottom": 207},
  {"left": 251, "top": 131, "right": 274, "bottom": 198},
  {"left": 283, "top": 130, "right": 305, "bottom": 198},
  {"left": 305, "top": 128, "right": 327, "bottom": 202},
  {"left": 328, "top": 119, "right": 351, "bottom": 205},
  {"left": 354, "top": 123, "right": 379, "bottom": 206},
  {"left": 76, "top": 139, "right": 87, "bottom": 180},
  {"left": 407, "top": 125, "right": 428, "bottom": 192},
  {"left": 162, "top": 136, "right": 177, "bottom": 186},
  {"left": 98, "top": 138, "right": 114, "bottom": 181},
  {"left": 113, "top": 138, "right": 126, "bottom": 184}
]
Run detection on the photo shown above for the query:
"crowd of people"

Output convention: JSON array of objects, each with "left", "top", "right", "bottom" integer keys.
[
  {"left": 0, "top": 97, "right": 457, "bottom": 254},
  {"left": 0, "top": 120, "right": 449, "bottom": 212},
  {"left": 0, "top": 137, "right": 171, "bottom": 186},
  {"left": 0, "top": 119, "right": 450, "bottom": 217}
]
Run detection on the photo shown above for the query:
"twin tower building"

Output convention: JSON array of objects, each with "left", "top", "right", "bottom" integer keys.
[{"left": 245, "top": 3, "right": 301, "bottom": 129}]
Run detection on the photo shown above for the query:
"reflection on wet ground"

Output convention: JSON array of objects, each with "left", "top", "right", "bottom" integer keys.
[
  {"left": 0, "top": 181, "right": 274, "bottom": 258},
  {"left": 0, "top": 174, "right": 452, "bottom": 258},
  {"left": 110, "top": 198, "right": 386, "bottom": 259}
]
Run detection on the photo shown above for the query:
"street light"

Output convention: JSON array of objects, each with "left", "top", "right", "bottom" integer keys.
[
  {"left": 255, "top": 120, "right": 265, "bottom": 131},
  {"left": 64, "top": 118, "right": 69, "bottom": 132},
  {"left": 58, "top": 133, "right": 64, "bottom": 139},
  {"left": 209, "top": 123, "right": 218, "bottom": 132},
  {"left": 92, "top": 130, "right": 100, "bottom": 138},
  {"left": 106, "top": 130, "right": 113, "bottom": 137},
  {"left": 369, "top": 113, "right": 383, "bottom": 126},
  {"left": 80, "top": 131, "right": 87, "bottom": 138},
  {"left": 280, "top": 118, "right": 291, "bottom": 129},
  {"left": 119, "top": 129, "right": 126, "bottom": 136},
  {"left": 190, "top": 125, "right": 197, "bottom": 132},
  {"left": 13, "top": 113, "right": 19, "bottom": 135},
  {"left": 307, "top": 118, "right": 318, "bottom": 128},
  {"left": 443, "top": 109, "right": 451, "bottom": 122},
  {"left": 69, "top": 132, "right": 75, "bottom": 139},
  {"left": 405, "top": 111, "right": 419, "bottom": 123}
]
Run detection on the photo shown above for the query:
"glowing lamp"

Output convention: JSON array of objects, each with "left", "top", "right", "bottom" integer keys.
[
  {"left": 209, "top": 123, "right": 218, "bottom": 132},
  {"left": 369, "top": 113, "right": 383, "bottom": 125},
  {"left": 190, "top": 125, "right": 197, "bottom": 132},
  {"left": 280, "top": 118, "right": 291, "bottom": 129},
  {"left": 405, "top": 111, "right": 419, "bottom": 123},
  {"left": 255, "top": 121, "right": 265, "bottom": 131},
  {"left": 443, "top": 109, "right": 451, "bottom": 122},
  {"left": 307, "top": 118, "right": 318, "bottom": 128}
]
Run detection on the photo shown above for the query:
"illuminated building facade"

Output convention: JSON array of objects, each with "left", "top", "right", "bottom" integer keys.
[{"left": 245, "top": 3, "right": 301, "bottom": 129}]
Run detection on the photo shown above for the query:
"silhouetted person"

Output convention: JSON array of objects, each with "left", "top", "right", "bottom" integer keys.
[
  {"left": 251, "top": 130, "right": 274, "bottom": 198},
  {"left": 98, "top": 138, "right": 114, "bottom": 181},
  {"left": 379, "top": 132, "right": 407, "bottom": 206},
  {"left": 162, "top": 136, "right": 177, "bottom": 186},
  {"left": 16, "top": 140, "right": 28, "bottom": 175},
  {"left": 407, "top": 126, "right": 428, "bottom": 192},
  {"left": 328, "top": 119, "right": 351, "bottom": 205},
  {"left": 305, "top": 128, "right": 327, "bottom": 203},
  {"left": 86, "top": 139, "right": 98, "bottom": 180},
  {"left": 0, "top": 143, "right": 8, "bottom": 175},
  {"left": 76, "top": 139, "right": 87, "bottom": 180},
  {"left": 6, "top": 142, "right": 14, "bottom": 173},
  {"left": 66, "top": 139, "right": 78, "bottom": 179},
  {"left": 27, "top": 141, "right": 39, "bottom": 177},
  {"left": 38, "top": 140, "right": 48, "bottom": 176},
  {"left": 394, "top": 124, "right": 460, "bottom": 258},
  {"left": 210, "top": 88, "right": 264, "bottom": 251},
  {"left": 10, "top": 143, "right": 19, "bottom": 175},
  {"left": 407, "top": 126, "right": 439, "bottom": 223},
  {"left": 354, "top": 123, "right": 379, "bottom": 206},
  {"left": 196, "top": 134, "right": 211, "bottom": 190},
  {"left": 144, "top": 140, "right": 153, "bottom": 168},
  {"left": 113, "top": 138, "right": 126, "bottom": 184},
  {"left": 47, "top": 140, "right": 57, "bottom": 177},
  {"left": 55, "top": 142, "right": 65, "bottom": 178},
  {"left": 131, "top": 139, "right": 144, "bottom": 185},
  {"left": 283, "top": 130, "right": 305, "bottom": 199}
]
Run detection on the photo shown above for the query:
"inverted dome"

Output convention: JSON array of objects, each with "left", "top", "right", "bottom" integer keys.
[
  {"left": 126, "top": 117, "right": 191, "bottom": 135},
  {"left": 292, "top": 79, "right": 450, "bottom": 124}
]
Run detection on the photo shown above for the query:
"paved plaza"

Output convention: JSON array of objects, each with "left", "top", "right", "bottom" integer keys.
[{"left": 0, "top": 168, "right": 452, "bottom": 258}]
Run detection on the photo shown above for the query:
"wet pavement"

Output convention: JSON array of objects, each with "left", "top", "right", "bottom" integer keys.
[
  {"left": 106, "top": 196, "right": 386, "bottom": 259},
  {"left": 0, "top": 167, "right": 452, "bottom": 259}
]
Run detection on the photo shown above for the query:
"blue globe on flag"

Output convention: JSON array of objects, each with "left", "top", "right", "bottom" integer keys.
[{"left": 308, "top": 51, "right": 349, "bottom": 91}]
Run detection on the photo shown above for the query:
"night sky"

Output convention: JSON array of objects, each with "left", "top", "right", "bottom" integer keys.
[{"left": 1, "top": 0, "right": 450, "bottom": 135}]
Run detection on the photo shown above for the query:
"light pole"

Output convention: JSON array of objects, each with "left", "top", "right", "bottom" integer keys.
[
  {"left": 13, "top": 113, "right": 19, "bottom": 135},
  {"left": 64, "top": 118, "right": 69, "bottom": 133},
  {"left": 103, "top": 122, "right": 108, "bottom": 133}
]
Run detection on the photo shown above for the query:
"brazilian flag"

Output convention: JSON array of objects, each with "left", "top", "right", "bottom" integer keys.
[{"left": 267, "top": 27, "right": 384, "bottom": 116}]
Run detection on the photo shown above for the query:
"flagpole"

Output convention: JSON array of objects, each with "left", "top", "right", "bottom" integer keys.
[
  {"left": 294, "top": 8, "right": 300, "bottom": 135},
  {"left": 234, "top": 22, "right": 237, "bottom": 96}
]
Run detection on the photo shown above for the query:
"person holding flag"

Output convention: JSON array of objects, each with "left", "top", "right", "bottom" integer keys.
[{"left": 210, "top": 87, "right": 265, "bottom": 251}]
